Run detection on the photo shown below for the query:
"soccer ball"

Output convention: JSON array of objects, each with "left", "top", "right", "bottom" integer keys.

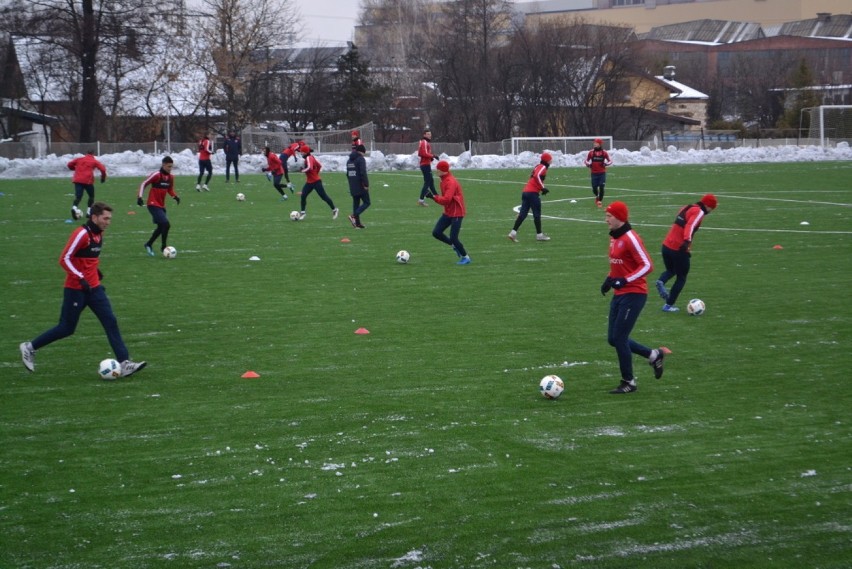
[
  {"left": 396, "top": 250, "right": 410, "bottom": 264},
  {"left": 98, "top": 358, "right": 121, "bottom": 380},
  {"left": 162, "top": 246, "right": 177, "bottom": 259},
  {"left": 539, "top": 375, "right": 564, "bottom": 399},
  {"left": 290, "top": 210, "right": 301, "bottom": 221},
  {"left": 236, "top": 192, "right": 246, "bottom": 201},
  {"left": 687, "top": 298, "right": 706, "bottom": 316}
]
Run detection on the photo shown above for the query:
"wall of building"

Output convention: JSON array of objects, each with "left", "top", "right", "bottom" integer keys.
[{"left": 526, "top": 0, "right": 852, "bottom": 33}]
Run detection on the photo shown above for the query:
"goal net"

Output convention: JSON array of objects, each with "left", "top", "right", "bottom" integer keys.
[
  {"left": 800, "top": 106, "right": 852, "bottom": 147},
  {"left": 240, "top": 122, "right": 375, "bottom": 155},
  {"left": 507, "top": 136, "right": 613, "bottom": 156}
]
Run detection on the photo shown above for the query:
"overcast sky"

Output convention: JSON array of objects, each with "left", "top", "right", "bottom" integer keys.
[{"left": 298, "top": 0, "right": 360, "bottom": 47}]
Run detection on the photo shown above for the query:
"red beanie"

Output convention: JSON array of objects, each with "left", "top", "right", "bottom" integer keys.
[
  {"left": 700, "top": 193, "right": 718, "bottom": 209},
  {"left": 541, "top": 152, "right": 552, "bottom": 163},
  {"left": 606, "top": 201, "right": 629, "bottom": 222},
  {"left": 436, "top": 160, "right": 450, "bottom": 172},
  {"left": 594, "top": 138, "right": 603, "bottom": 145}
]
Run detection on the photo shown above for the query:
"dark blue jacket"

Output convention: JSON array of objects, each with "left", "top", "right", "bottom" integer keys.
[
  {"left": 223, "top": 135, "right": 241, "bottom": 158},
  {"left": 346, "top": 151, "right": 369, "bottom": 196}
]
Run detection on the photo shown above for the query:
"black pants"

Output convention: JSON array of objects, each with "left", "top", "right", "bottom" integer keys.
[{"left": 659, "top": 245, "right": 691, "bottom": 305}]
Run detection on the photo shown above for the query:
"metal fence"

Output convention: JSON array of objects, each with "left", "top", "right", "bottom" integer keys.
[{"left": 1, "top": 137, "right": 847, "bottom": 160}]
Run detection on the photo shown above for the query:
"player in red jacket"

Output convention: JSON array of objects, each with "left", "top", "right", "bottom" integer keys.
[
  {"left": 507, "top": 152, "right": 553, "bottom": 242},
  {"left": 19, "top": 202, "right": 146, "bottom": 377},
  {"left": 297, "top": 146, "right": 338, "bottom": 221},
  {"left": 656, "top": 193, "right": 717, "bottom": 312},
  {"left": 417, "top": 129, "right": 437, "bottom": 206},
  {"left": 600, "top": 201, "right": 666, "bottom": 394},
  {"left": 262, "top": 147, "right": 288, "bottom": 200},
  {"left": 427, "top": 160, "right": 470, "bottom": 265},
  {"left": 584, "top": 138, "right": 612, "bottom": 207},
  {"left": 138, "top": 156, "right": 181, "bottom": 256},
  {"left": 67, "top": 150, "right": 107, "bottom": 219},
  {"left": 278, "top": 141, "right": 301, "bottom": 192},
  {"left": 196, "top": 133, "right": 213, "bottom": 191}
]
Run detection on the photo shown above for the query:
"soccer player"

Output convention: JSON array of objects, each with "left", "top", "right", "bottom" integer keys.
[
  {"left": 279, "top": 141, "right": 301, "bottom": 192},
  {"left": 584, "top": 138, "right": 612, "bottom": 207},
  {"left": 507, "top": 152, "right": 553, "bottom": 242},
  {"left": 600, "top": 201, "right": 666, "bottom": 394},
  {"left": 351, "top": 129, "right": 362, "bottom": 150},
  {"left": 196, "top": 132, "right": 213, "bottom": 191},
  {"left": 346, "top": 144, "right": 370, "bottom": 228},
  {"left": 297, "top": 145, "right": 338, "bottom": 221},
  {"left": 19, "top": 202, "right": 146, "bottom": 377},
  {"left": 262, "top": 146, "right": 288, "bottom": 200},
  {"left": 656, "top": 193, "right": 718, "bottom": 312},
  {"left": 223, "top": 130, "right": 241, "bottom": 183},
  {"left": 138, "top": 156, "right": 181, "bottom": 256},
  {"left": 427, "top": 160, "right": 470, "bottom": 265},
  {"left": 67, "top": 150, "right": 107, "bottom": 220},
  {"left": 417, "top": 128, "right": 437, "bottom": 206}
]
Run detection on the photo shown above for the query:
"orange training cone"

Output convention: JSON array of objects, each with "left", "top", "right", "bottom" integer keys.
[
  {"left": 354, "top": 328, "right": 370, "bottom": 335},
  {"left": 241, "top": 371, "right": 260, "bottom": 378}
]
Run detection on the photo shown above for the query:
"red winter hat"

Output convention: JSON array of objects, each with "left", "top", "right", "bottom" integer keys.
[
  {"left": 606, "top": 201, "right": 629, "bottom": 222},
  {"left": 594, "top": 138, "right": 603, "bottom": 145},
  {"left": 300, "top": 144, "right": 311, "bottom": 154},
  {"left": 700, "top": 193, "right": 718, "bottom": 209},
  {"left": 436, "top": 160, "right": 450, "bottom": 172},
  {"left": 541, "top": 152, "right": 552, "bottom": 163},
  {"left": 351, "top": 130, "right": 359, "bottom": 137}
]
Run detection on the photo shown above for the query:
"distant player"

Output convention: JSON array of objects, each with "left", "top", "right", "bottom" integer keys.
[
  {"left": 507, "top": 152, "right": 552, "bottom": 242},
  {"left": 138, "top": 156, "right": 181, "bottom": 256},
  {"left": 584, "top": 138, "right": 612, "bottom": 207},
  {"left": 262, "top": 146, "right": 288, "bottom": 200},
  {"left": 297, "top": 145, "right": 338, "bottom": 221},
  {"left": 351, "top": 129, "right": 362, "bottom": 150},
  {"left": 417, "top": 129, "right": 437, "bottom": 206},
  {"left": 346, "top": 144, "right": 370, "bottom": 228},
  {"left": 223, "top": 130, "right": 241, "bottom": 183},
  {"left": 67, "top": 150, "right": 107, "bottom": 220},
  {"left": 656, "top": 194, "right": 718, "bottom": 312},
  {"left": 196, "top": 132, "right": 213, "bottom": 191},
  {"left": 279, "top": 141, "right": 301, "bottom": 192}
]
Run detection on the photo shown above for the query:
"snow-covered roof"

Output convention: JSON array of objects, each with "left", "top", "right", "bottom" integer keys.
[{"left": 655, "top": 77, "right": 709, "bottom": 100}]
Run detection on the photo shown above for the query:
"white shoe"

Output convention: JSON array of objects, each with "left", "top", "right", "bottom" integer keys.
[
  {"left": 120, "top": 360, "right": 147, "bottom": 377},
  {"left": 279, "top": 194, "right": 288, "bottom": 201},
  {"left": 507, "top": 231, "right": 518, "bottom": 242},
  {"left": 71, "top": 206, "right": 82, "bottom": 220},
  {"left": 536, "top": 233, "right": 551, "bottom": 241},
  {"left": 20, "top": 342, "right": 35, "bottom": 372},
  {"left": 287, "top": 183, "right": 294, "bottom": 192},
  {"left": 196, "top": 184, "right": 201, "bottom": 191},
  {"left": 332, "top": 207, "right": 339, "bottom": 220},
  {"left": 298, "top": 212, "right": 306, "bottom": 221},
  {"left": 202, "top": 184, "right": 209, "bottom": 191}
]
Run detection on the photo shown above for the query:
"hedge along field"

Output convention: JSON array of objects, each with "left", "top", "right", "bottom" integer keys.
[{"left": 1, "top": 161, "right": 850, "bottom": 568}]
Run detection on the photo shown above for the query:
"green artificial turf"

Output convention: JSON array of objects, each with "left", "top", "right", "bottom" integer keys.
[{"left": 1, "top": 161, "right": 850, "bottom": 568}]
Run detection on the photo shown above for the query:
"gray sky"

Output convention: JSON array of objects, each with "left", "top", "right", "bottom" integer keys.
[{"left": 299, "top": 0, "right": 361, "bottom": 46}]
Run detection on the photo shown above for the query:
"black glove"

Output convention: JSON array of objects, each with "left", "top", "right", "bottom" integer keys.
[
  {"left": 431, "top": 156, "right": 436, "bottom": 161},
  {"left": 611, "top": 278, "right": 626, "bottom": 290},
  {"left": 541, "top": 187, "right": 549, "bottom": 195},
  {"left": 137, "top": 197, "right": 144, "bottom": 206},
  {"left": 601, "top": 277, "right": 613, "bottom": 295},
  {"left": 426, "top": 192, "right": 436, "bottom": 200},
  {"left": 174, "top": 196, "right": 181, "bottom": 205},
  {"left": 678, "top": 240, "right": 691, "bottom": 253},
  {"left": 97, "top": 269, "right": 103, "bottom": 280},
  {"left": 79, "top": 278, "right": 91, "bottom": 293},
  {"left": 262, "top": 167, "right": 268, "bottom": 172},
  {"left": 100, "top": 173, "right": 106, "bottom": 183}
]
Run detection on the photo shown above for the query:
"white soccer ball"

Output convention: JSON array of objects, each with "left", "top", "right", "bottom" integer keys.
[
  {"left": 236, "top": 192, "right": 246, "bottom": 201},
  {"left": 687, "top": 298, "right": 706, "bottom": 316},
  {"left": 396, "top": 250, "right": 410, "bottom": 264},
  {"left": 290, "top": 210, "right": 301, "bottom": 221},
  {"left": 162, "top": 246, "right": 177, "bottom": 259},
  {"left": 98, "top": 358, "right": 121, "bottom": 380},
  {"left": 539, "top": 374, "right": 564, "bottom": 399}
]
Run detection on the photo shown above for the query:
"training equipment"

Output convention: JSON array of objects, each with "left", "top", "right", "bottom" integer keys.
[
  {"left": 539, "top": 375, "right": 564, "bottom": 399},
  {"left": 801, "top": 105, "right": 852, "bottom": 148},
  {"left": 162, "top": 246, "right": 177, "bottom": 259},
  {"left": 236, "top": 192, "right": 246, "bottom": 201},
  {"left": 241, "top": 122, "right": 375, "bottom": 155},
  {"left": 506, "top": 135, "right": 613, "bottom": 156},
  {"left": 687, "top": 298, "right": 706, "bottom": 316},
  {"left": 289, "top": 211, "right": 301, "bottom": 221},
  {"left": 99, "top": 358, "right": 121, "bottom": 380},
  {"left": 396, "top": 250, "right": 410, "bottom": 264}
]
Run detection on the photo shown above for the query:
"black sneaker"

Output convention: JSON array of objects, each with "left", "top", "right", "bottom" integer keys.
[
  {"left": 610, "top": 380, "right": 637, "bottom": 394},
  {"left": 650, "top": 349, "right": 665, "bottom": 379}
]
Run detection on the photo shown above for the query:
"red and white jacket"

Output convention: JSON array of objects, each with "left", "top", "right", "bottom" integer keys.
[
  {"left": 523, "top": 163, "right": 549, "bottom": 194},
  {"left": 584, "top": 148, "right": 612, "bottom": 174},
  {"left": 59, "top": 221, "right": 103, "bottom": 290},
  {"left": 68, "top": 154, "right": 107, "bottom": 185},
  {"left": 433, "top": 173, "right": 466, "bottom": 218},
  {"left": 138, "top": 169, "right": 177, "bottom": 208},
  {"left": 198, "top": 138, "right": 213, "bottom": 160},
  {"left": 608, "top": 223, "right": 653, "bottom": 295},
  {"left": 663, "top": 203, "right": 708, "bottom": 253},
  {"left": 266, "top": 152, "right": 284, "bottom": 176},
  {"left": 301, "top": 154, "right": 322, "bottom": 184},
  {"left": 418, "top": 137, "right": 434, "bottom": 166}
]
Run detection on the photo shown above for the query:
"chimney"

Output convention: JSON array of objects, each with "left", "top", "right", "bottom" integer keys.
[
  {"left": 663, "top": 65, "right": 676, "bottom": 80},
  {"left": 816, "top": 13, "right": 831, "bottom": 23}
]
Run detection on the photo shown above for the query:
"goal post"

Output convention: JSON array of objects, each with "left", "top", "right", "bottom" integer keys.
[
  {"left": 800, "top": 106, "right": 852, "bottom": 147},
  {"left": 240, "top": 122, "right": 375, "bottom": 155},
  {"left": 508, "top": 136, "right": 614, "bottom": 156}
]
